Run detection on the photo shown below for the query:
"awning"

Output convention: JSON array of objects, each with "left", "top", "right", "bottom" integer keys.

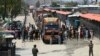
[
  {"left": 44, "top": 8, "right": 51, "bottom": 11},
  {"left": 68, "top": 12, "right": 81, "bottom": 17},
  {"left": 56, "top": 10, "right": 71, "bottom": 15},
  {"left": 51, "top": 10, "right": 56, "bottom": 12},
  {"left": 80, "top": 13, "right": 100, "bottom": 22},
  {"left": 44, "top": 8, "right": 57, "bottom": 12},
  {"left": 0, "top": 30, "right": 15, "bottom": 33}
]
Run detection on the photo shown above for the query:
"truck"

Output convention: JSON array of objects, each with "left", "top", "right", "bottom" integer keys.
[{"left": 42, "top": 17, "right": 64, "bottom": 44}]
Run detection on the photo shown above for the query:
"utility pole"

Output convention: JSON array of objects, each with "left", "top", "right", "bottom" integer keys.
[
  {"left": 44, "top": 0, "right": 46, "bottom": 6},
  {"left": 21, "top": 7, "right": 27, "bottom": 42}
]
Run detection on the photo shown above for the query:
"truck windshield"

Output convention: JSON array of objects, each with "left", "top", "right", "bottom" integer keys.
[{"left": 45, "top": 25, "right": 59, "bottom": 29}]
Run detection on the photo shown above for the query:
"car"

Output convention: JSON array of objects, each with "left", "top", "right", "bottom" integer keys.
[{"left": 0, "top": 30, "right": 15, "bottom": 39}]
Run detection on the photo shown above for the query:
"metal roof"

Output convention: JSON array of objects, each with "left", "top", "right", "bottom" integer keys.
[
  {"left": 68, "top": 12, "right": 81, "bottom": 17},
  {"left": 80, "top": 13, "right": 100, "bottom": 22}
]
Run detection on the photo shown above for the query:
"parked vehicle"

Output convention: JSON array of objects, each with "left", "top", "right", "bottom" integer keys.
[
  {"left": 0, "top": 30, "right": 15, "bottom": 56},
  {"left": 0, "top": 30, "right": 15, "bottom": 38},
  {"left": 3, "top": 21, "right": 22, "bottom": 30}
]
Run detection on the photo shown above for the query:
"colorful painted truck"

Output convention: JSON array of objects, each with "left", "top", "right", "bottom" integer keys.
[{"left": 42, "top": 17, "right": 63, "bottom": 44}]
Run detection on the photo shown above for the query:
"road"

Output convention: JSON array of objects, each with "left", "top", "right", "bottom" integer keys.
[
  {"left": 15, "top": 13, "right": 100, "bottom": 56},
  {"left": 14, "top": 13, "right": 37, "bottom": 29},
  {"left": 15, "top": 38, "right": 100, "bottom": 56}
]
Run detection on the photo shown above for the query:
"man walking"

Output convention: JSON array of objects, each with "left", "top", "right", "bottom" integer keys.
[
  {"left": 89, "top": 40, "right": 94, "bottom": 56},
  {"left": 32, "top": 45, "right": 39, "bottom": 56}
]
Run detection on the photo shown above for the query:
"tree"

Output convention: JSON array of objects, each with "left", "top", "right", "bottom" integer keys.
[
  {"left": 0, "top": 0, "right": 7, "bottom": 20},
  {"left": 0, "top": 0, "right": 21, "bottom": 20},
  {"left": 50, "top": 2, "right": 60, "bottom": 7},
  {"left": 7, "top": 0, "right": 21, "bottom": 18}
]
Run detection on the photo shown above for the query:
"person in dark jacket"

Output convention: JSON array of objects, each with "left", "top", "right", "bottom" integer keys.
[
  {"left": 32, "top": 45, "right": 39, "bottom": 56},
  {"left": 30, "top": 30, "right": 34, "bottom": 41},
  {"left": 89, "top": 40, "right": 94, "bottom": 56},
  {"left": 35, "top": 30, "right": 39, "bottom": 40}
]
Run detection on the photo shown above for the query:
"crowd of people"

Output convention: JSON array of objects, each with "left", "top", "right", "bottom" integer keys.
[
  {"left": 63, "top": 24, "right": 94, "bottom": 40},
  {"left": 14, "top": 23, "right": 40, "bottom": 42},
  {"left": 15, "top": 24, "right": 94, "bottom": 42},
  {"left": 11, "top": 21, "right": 94, "bottom": 43},
  {"left": 23, "top": 24, "right": 40, "bottom": 41}
]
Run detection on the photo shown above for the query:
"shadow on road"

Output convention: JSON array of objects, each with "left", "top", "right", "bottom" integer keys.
[
  {"left": 16, "top": 54, "right": 21, "bottom": 56},
  {"left": 16, "top": 48, "right": 27, "bottom": 51},
  {"left": 64, "top": 39, "right": 89, "bottom": 56}
]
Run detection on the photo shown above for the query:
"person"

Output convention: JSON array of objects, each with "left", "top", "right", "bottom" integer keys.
[
  {"left": 78, "top": 26, "right": 81, "bottom": 39},
  {"left": 75, "top": 30, "right": 78, "bottom": 40},
  {"left": 85, "top": 28, "right": 89, "bottom": 39},
  {"left": 89, "top": 40, "right": 94, "bottom": 56},
  {"left": 90, "top": 29, "right": 94, "bottom": 39},
  {"left": 17, "top": 29, "right": 21, "bottom": 39},
  {"left": 35, "top": 30, "right": 39, "bottom": 40},
  {"left": 32, "top": 45, "right": 39, "bottom": 56},
  {"left": 30, "top": 30, "right": 34, "bottom": 41},
  {"left": 64, "top": 31, "right": 67, "bottom": 39}
]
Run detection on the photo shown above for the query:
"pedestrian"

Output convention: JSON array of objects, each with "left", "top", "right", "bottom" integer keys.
[
  {"left": 35, "top": 30, "right": 39, "bottom": 40},
  {"left": 30, "top": 30, "right": 34, "bottom": 41},
  {"left": 71, "top": 29, "right": 74, "bottom": 39},
  {"left": 64, "top": 31, "right": 67, "bottom": 39},
  {"left": 75, "top": 30, "right": 78, "bottom": 40},
  {"left": 23, "top": 27, "right": 28, "bottom": 41},
  {"left": 17, "top": 29, "right": 21, "bottom": 39},
  {"left": 85, "top": 28, "right": 89, "bottom": 39},
  {"left": 90, "top": 29, "right": 94, "bottom": 40},
  {"left": 28, "top": 25, "right": 32, "bottom": 35},
  {"left": 78, "top": 26, "right": 81, "bottom": 39},
  {"left": 89, "top": 40, "right": 94, "bottom": 56},
  {"left": 32, "top": 44, "right": 39, "bottom": 56}
]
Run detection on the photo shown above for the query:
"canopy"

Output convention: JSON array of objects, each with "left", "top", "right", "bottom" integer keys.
[
  {"left": 51, "top": 10, "right": 56, "bottom": 12},
  {"left": 0, "top": 30, "right": 15, "bottom": 33},
  {"left": 56, "top": 10, "right": 71, "bottom": 15},
  {"left": 68, "top": 12, "right": 81, "bottom": 17},
  {"left": 44, "top": 8, "right": 51, "bottom": 11},
  {"left": 80, "top": 13, "right": 100, "bottom": 22}
]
